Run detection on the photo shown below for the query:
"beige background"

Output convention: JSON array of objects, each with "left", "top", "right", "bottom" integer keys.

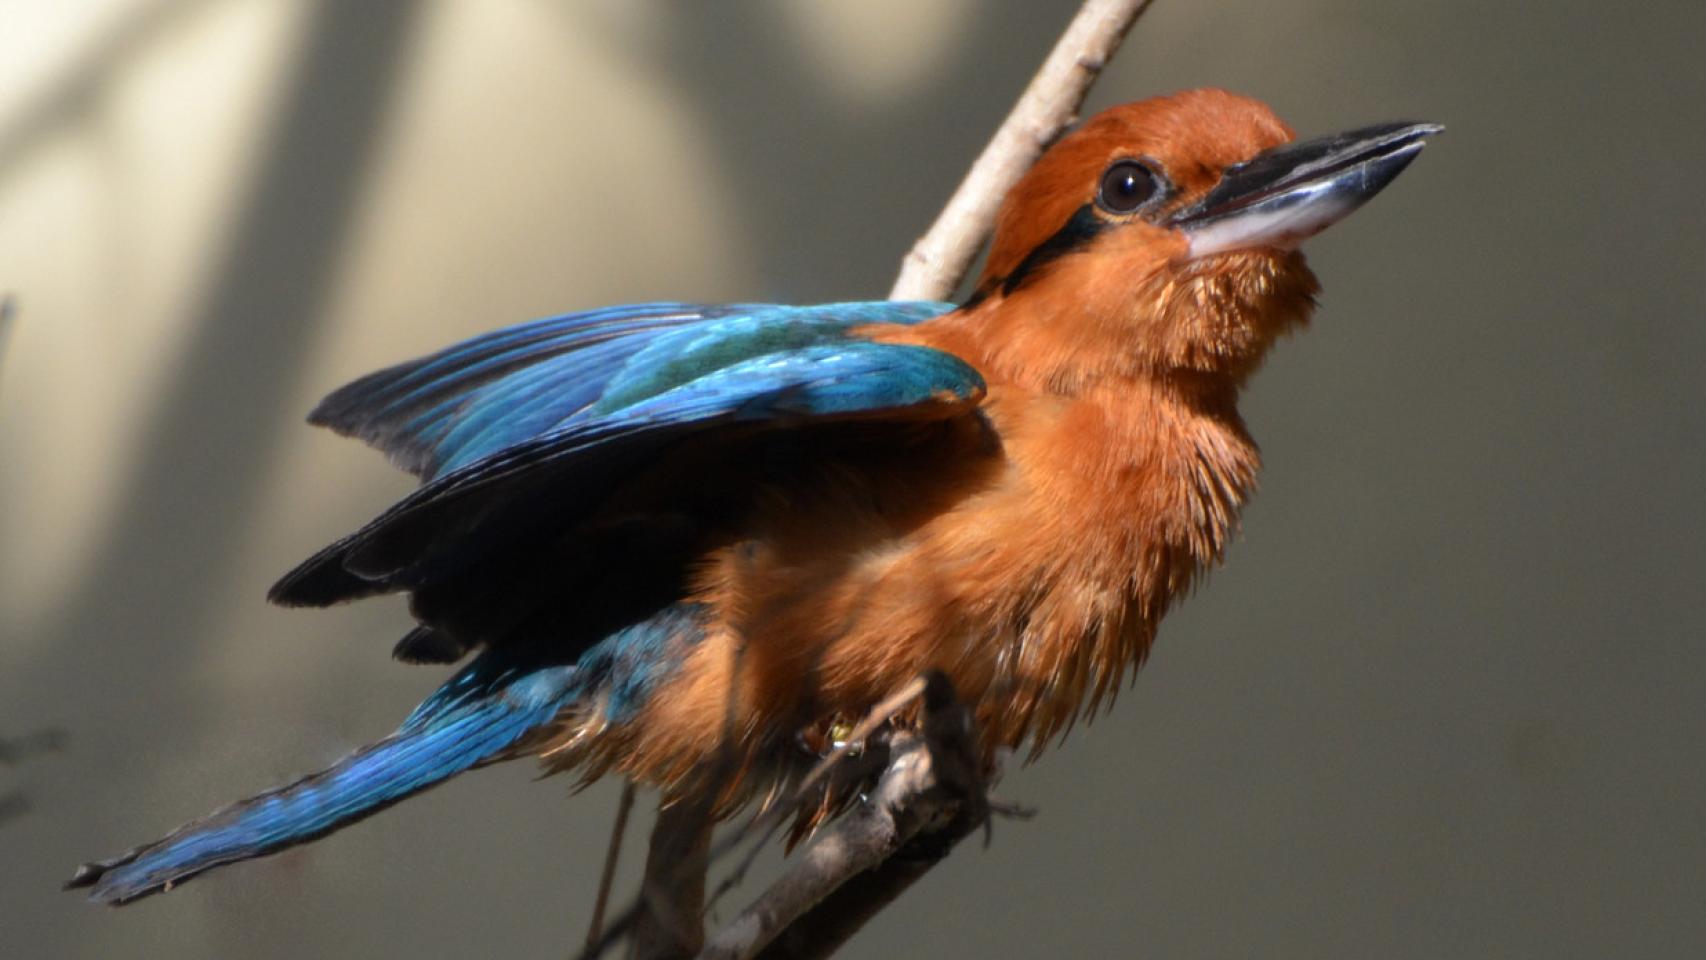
[{"left": 3, "top": 1, "right": 1702, "bottom": 957}]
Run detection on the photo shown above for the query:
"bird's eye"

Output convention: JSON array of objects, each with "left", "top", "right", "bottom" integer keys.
[{"left": 1096, "top": 160, "right": 1159, "bottom": 215}]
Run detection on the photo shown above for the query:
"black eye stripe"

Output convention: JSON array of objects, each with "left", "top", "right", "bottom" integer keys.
[
  {"left": 961, "top": 160, "right": 1172, "bottom": 306},
  {"left": 996, "top": 203, "right": 1106, "bottom": 297}
]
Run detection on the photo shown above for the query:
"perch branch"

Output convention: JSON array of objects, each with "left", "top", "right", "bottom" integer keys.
[
  {"left": 696, "top": 674, "right": 985, "bottom": 960},
  {"left": 888, "top": 0, "right": 1156, "bottom": 301},
  {"left": 703, "top": 674, "right": 930, "bottom": 914},
  {"left": 631, "top": 795, "right": 715, "bottom": 959},
  {"left": 575, "top": 678, "right": 930, "bottom": 960}
]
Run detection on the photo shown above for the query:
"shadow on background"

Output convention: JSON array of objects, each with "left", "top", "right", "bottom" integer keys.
[
  {"left": 2, "top": 2, "right": 1703, "bottom": 958},
  {"left": 0, "top": 0, "right": 218, "bottom": 185},
  {"left": 22, "top": 1, "right": 424, "bottom": 721}
]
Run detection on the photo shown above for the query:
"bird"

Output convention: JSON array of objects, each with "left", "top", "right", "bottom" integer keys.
[{"left": 69, "top": 89, "right": 1439, "bottom": 905}]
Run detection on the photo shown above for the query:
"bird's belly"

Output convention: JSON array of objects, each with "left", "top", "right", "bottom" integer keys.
[
  {"left": 553, "top": 387, "right": 1240, "bottom": 801},
  {"left": 589, "top": 461, "right": 1175, "bottom": 799}
]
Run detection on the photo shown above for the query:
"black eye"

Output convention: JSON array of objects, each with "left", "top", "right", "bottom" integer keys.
[{"left": 1096, "top": 159, "right": 1159, "bottom": 215}]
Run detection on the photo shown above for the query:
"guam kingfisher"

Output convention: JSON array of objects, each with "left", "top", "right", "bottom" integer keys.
[{"left": 70, "top": 89, "right": 1439, "bottom": 905}]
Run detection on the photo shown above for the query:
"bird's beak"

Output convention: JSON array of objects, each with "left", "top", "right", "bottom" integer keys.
[{"left": 1170, "top": 121, "right": 1442, "bottom": 258}]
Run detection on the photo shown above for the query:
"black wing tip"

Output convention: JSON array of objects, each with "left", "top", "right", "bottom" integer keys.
[
  {"left": 305, "top": 360, "right": 407, "bottom": 432},
  {"left": 267, "top": 564, "right": 356, "bottom": 607},
  {"left": 307, "top": 389, "right": 440, "bottom": 478},
  {"left": 304, "top": 399, "right": 337, "bottom": 429},
  {"left": 268, "top": 540, "right": 393, "bottom": 607},
  {"left": 265, "top": 573, "right": 310, "bottom": 607},
  {"left": 392, "top": 626, "right": 468, "bottom": 664},
  {"left": 64, "top": 861, "right": 104, "bottom": 891},
  {"left": 305, "top": 394, "right": 365, "bottom": 437},
  {"left": 65, "top": 856, "right": 158, "bottom": 905}
]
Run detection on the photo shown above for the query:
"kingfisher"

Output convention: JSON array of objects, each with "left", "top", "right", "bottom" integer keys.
[{"left": 70, "top": 89, "right": 1438, "bottom": 904}]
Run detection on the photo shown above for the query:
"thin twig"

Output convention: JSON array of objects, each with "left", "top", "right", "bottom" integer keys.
[
  {"left": 703, "top": 675, "right": 928, "bottom": 914},
  {"left": 783, "top": 676, "right": 929, "bottom": 815},
  {"left": 577, "top": 896, "right": 639, "bottom": 960},
  {"left": 631, "top": 796, "right": 715, "bottom": 960},
  {"left": 703, "top": 811, "right": 787, "bottom": 922},
  {"left": 575, "top": 677, "right": 930, "bottom": 960},
  {"left": 696, "top": 673, "right": 984, "bottom": 960},
  {"left": 750, "top": 676, "right": 1008, "bottom": 960},
  {"left": 699, "top": 738, "right": 940, "bottom": 960},
  {"left": 889, "top": 0, "right": 1156, "bottom": 301},
  {"left": 584, "top": 780, "right": 635, "bottom": 952}
]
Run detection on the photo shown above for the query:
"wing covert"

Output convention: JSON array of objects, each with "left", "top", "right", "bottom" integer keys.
[{"left": 271, "top": 301, "right": 974, "bottom": 610}]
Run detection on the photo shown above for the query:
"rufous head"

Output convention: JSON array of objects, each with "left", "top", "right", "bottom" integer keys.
[{"left": 965, "top": 89, "right": 1439, "bottom": 388}]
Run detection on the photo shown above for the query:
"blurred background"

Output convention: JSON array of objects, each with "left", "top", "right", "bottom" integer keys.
[{"left": 3, "top": 1, "right": 1703, "bottom": 957}]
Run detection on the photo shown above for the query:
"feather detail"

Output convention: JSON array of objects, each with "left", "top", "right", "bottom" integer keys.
[{"left": 67, "top": 653, "right": 581, "bottom": 904}]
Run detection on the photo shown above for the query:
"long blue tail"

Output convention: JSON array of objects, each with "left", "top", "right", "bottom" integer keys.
[{"left": 68, "top": 655, "right": 579, "bottom": 904}]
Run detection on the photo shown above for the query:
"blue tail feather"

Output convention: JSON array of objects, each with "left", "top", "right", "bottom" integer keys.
[{"left": 67, "top": 655, "right": 579, "bottom": 904}]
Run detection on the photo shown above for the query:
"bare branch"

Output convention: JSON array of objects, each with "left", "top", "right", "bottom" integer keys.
[
  {"left": 580, "top": 675, "right": 934, "bottom": 960},
  {"left": 888, "top": 0, "right": 1156, "bottom": 301},
  {"left": 696, "top": 674, "right": 984, "bottom": 960},
  {"left": 698, "top": 738, "right": 939, "bottom": 960},
  {"left": 631, "top": 796, "right": 715, "bottom": 960},
  {"left": 704, "top": 674, "right": 929, "bottom": 915}
]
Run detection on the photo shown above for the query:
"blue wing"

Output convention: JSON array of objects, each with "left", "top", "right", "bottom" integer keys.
[
  {"left": 270, "top": 300, "right": 978, "bottom": 620},
  {"left": 308, "top": 301, "right": 956, "bottom": 481},
  {"left": 308, "top": 302, "right": 756, "bottom": 480}
]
